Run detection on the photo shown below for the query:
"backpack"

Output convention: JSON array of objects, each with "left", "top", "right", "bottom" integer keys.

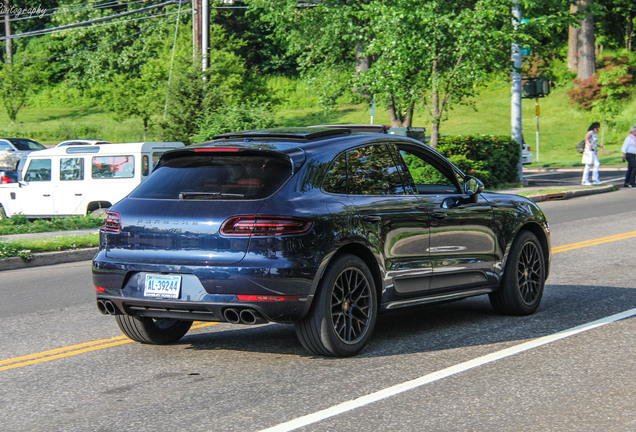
[{"left": 576, "top": 140, "right": 585, "bottom": 153}]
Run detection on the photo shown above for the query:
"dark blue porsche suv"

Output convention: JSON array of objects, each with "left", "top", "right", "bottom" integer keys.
[{"left": 93, "top": 128, "right": 550, "bottom": 357}]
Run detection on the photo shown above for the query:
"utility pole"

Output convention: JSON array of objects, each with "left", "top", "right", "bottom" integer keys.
[
  {"left": 192, "top": 0, "right": 201, "bottom": 64},
  {"left": 202, "top": 0, "right": 208, "bottom": 71},
  {"left": 511, "top": 0, "right": 524, "bottom": 182},
  {"left": 4, "top": 0, "right": 12, "bottom": 63}
]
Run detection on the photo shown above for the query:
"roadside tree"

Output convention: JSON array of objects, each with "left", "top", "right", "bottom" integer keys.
[
  {"left": 0, "top": 59, "right": 41, "bottom": 125},
  {"left": 252, "top": 0, "right": 567, "bottom": 148}
]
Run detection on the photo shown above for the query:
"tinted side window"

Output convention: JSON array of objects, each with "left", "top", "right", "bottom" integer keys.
[
  {"left": 60, "top": 158, "right": 84, "bottom": 181},
  {"left": 399, "top": 149, "right": 459, "bottom": 194},
  {"left": 322, "top": 152, "right": 348, "bottom": 194},
  {"left": 25, "top": 159, "right": 51, "bottom": 182},
  {"left": 348, "top": 145, "right": 406, "bottom": 195}
]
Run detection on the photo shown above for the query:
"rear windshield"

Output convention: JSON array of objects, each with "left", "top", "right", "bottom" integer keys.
[
  {"left": 10, "top": 139, "right": 46, "bottom": 151},
  {"left": 129, "top": 154, "right": 292, "bottom": 200}
]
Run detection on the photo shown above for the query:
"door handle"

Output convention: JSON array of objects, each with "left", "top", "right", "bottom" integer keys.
[
  {"left": 362, "top": 215, "right": 381, "bottom": 223},
  {"left": 43, "top": 194, "right": 51, "bottom": 197},
  {"left": 431, "top": 211, "right": 447, "bottom": 220},
  {"left": 75, "top": 193, "right": 82, "bottom": 196}
]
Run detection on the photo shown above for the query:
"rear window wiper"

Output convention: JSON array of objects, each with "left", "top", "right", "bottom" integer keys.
[{"left": 178, "top": 192, "right": 245, "bottom": 200}]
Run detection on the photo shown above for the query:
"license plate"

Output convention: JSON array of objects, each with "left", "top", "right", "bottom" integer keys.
[{"left": 144, "top": 274, "right": 182, "bottom": 299}]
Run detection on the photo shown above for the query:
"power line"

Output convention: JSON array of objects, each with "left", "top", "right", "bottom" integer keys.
[
  {"left": 9, "top": 0, "right": 161, "bottom": 22},
  {"left": 1, "top": 0, "right": 189, "bottom": 40},
  {"left": 11, "top": 13, "right": 179, "bottom": 65}
]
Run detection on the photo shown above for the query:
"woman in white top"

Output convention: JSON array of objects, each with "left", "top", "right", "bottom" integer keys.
[{"left": 581, "top": 122, "right": 602, "bottom": 186}]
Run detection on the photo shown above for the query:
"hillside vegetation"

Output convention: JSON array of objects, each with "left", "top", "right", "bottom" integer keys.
[{"left": 2, "top": 74, "right": 633, "bottom": 167}]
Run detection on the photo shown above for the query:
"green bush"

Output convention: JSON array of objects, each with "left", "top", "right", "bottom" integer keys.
[
  {"left": 192, "top": 102, "right": 278, "bottom": 142},
  {"left": 436, "top": 135, "right": 520, "bottom": 188}
]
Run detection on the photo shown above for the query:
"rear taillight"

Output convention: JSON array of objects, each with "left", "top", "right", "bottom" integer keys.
[
  {"left": 101, "top": 211, "right": 121, "bottom": 233},
  {"left": 0, "top": 175, "right": 13, "bottom": 184},
  {"left": 220, "top": 216, "right": 312, "bottom": 237}
]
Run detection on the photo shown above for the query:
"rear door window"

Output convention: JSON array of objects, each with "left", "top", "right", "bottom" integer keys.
[
  {"left": 346, "top": 144, "right": 407, "bottom": 195},
  {"left": 130, "top": 154, "right": 292, "bottom": 200},
  {"left": 60, "top": 158, "right": 84, "bottom": 181}
]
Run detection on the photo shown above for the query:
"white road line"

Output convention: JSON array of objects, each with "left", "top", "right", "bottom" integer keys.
[{"left": 259, "top": 308, "right": 636, "bottom": 432}]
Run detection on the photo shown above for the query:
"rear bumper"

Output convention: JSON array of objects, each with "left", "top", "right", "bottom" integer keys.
[
  {"left": 96, "top": 294, "right": 310, "bottom": 323},
  {"left": 92, "top": 251, "right": 319, "bottom": 322}
]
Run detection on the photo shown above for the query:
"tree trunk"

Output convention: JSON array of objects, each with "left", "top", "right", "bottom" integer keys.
[
  {"left": 428, "top": 59, "right": 441, "bottom": 149},
  {"left": 627, "top": 13, "right": 633, "bottom": 52},
  {"left": 387, "top": 96, "right": 413, "bottom": 128},
  {"left": 578, "top": 0, "right": 596, "bottom": 79},
  {"left": 567, "top": 2, "right": 579, "bottom": 72},
  {"left": 143, "top": 118, "right": 149, "bottom": 141},
  {"left": 354, "top": 43, "right": 370, "bottom": 97}
]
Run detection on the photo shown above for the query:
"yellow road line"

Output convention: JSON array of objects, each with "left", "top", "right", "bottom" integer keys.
[
  {"left": 552, "top": 230, "right": 636, "bottom": 253},
  {"left": 4, "top": 230, "right": 636, "bottom": 372},
  {"left": 1, "top": 321, "right": 218, "bottom": 371}
]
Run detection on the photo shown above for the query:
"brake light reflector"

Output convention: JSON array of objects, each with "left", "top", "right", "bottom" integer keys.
[
  {"left": 101, "top": 211, "right": 121, "bottom": 233},
  {"left": 0, "top": 175, "right": 13, "bottom": 184},
  {"left": 220, "top": 216, "right": 312, "bottom": 237},
  {"left": 237, "top": 295, "right": 300, "bottom": 302}
]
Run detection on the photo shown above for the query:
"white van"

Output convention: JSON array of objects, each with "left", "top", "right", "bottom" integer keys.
[{"left": 0, "top": 142, "right": 183, "bottom": 218}]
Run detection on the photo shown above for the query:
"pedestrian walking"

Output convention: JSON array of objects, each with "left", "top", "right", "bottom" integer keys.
[
  {"left": 581, "top": 122, "right": 603, "bottom": 186},
  {"left": 622, "top": 125, "right": 636, "bottom": 188}
]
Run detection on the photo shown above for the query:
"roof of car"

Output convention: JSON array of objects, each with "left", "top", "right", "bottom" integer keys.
[
  {"left": 308, "top": 124, "right": 389, "bottom": 134},
  {"left": 213, "top": 127, "right": 352, "bottom": 142}
]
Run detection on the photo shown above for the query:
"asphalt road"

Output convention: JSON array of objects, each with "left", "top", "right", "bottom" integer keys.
[{"left": 1, "top": 188, "right": 635, "bottom": 431}]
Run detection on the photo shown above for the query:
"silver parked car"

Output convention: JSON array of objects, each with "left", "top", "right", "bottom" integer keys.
[
  {"left": 55, "top": 139, "right": 112, "bottom": 147},
  {"left": 0, "top": 138, "right": 47, "bottom": 169}
]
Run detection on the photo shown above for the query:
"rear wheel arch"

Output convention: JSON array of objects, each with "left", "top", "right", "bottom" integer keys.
[{"left": 326, "top": 243, "right": 383, "bottom": 304}]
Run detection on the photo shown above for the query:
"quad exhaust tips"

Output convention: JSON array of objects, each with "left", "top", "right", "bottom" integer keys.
[
  {"left": 223, "top": 307, "right": 267, "bottom": 325},
  {"left": 96, "top": 299, "right": 120, "bottom": 315}
]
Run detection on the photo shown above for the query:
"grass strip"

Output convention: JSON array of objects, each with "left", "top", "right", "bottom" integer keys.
[
  {"left": 0, "top": 234, "right": 99, "bottom": 260},
  {"left": 0, "top": 215, "right": 104, "bottom": 235}
]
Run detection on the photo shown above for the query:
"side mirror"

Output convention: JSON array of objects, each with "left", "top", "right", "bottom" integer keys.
[{"left": 463, "top": 176, "right": 484, "bottom": 196}]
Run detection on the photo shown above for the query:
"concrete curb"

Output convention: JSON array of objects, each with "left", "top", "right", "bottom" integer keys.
[
  {"left": 527, "top": 185, "right": 617, "bottom": 202},
  {"left": 0, "top": 248, "right": 98, "bottom": 271}
]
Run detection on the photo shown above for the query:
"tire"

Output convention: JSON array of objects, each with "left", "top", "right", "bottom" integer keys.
[
  {"left": 90, "top": 207, "right": 109, "bottom": 217},
  {"left": 0, "top": 204, "right": 6, "bottom": 219},
  {"left": 295, "top": 254, "right": 377, "bottom": 357},
  {"left": 490, "top": 230, "right": 545, "bottom": 315},
  {"left": 115, "top": 315, "right": 192, "bottom": 344}
]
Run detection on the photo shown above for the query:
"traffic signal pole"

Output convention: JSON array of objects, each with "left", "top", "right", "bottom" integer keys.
[
  {"left": 535, "top": 98, "right": 540, "bottom": 162},
  {"left": 511, "top": 0, "right": 524, "bottom": 183}
]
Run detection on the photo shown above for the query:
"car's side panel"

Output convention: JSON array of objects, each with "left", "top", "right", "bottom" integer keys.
[{"left": 422, "top": 193, "right": 499, "bottom": 291}]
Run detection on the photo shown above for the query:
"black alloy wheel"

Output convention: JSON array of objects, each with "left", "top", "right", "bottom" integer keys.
[
  {"left": 490, "top": 230, "right": 545, "bottom": 315},
  {"left": 295, "top": 254, "right": 377, "bottom": 357}
]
